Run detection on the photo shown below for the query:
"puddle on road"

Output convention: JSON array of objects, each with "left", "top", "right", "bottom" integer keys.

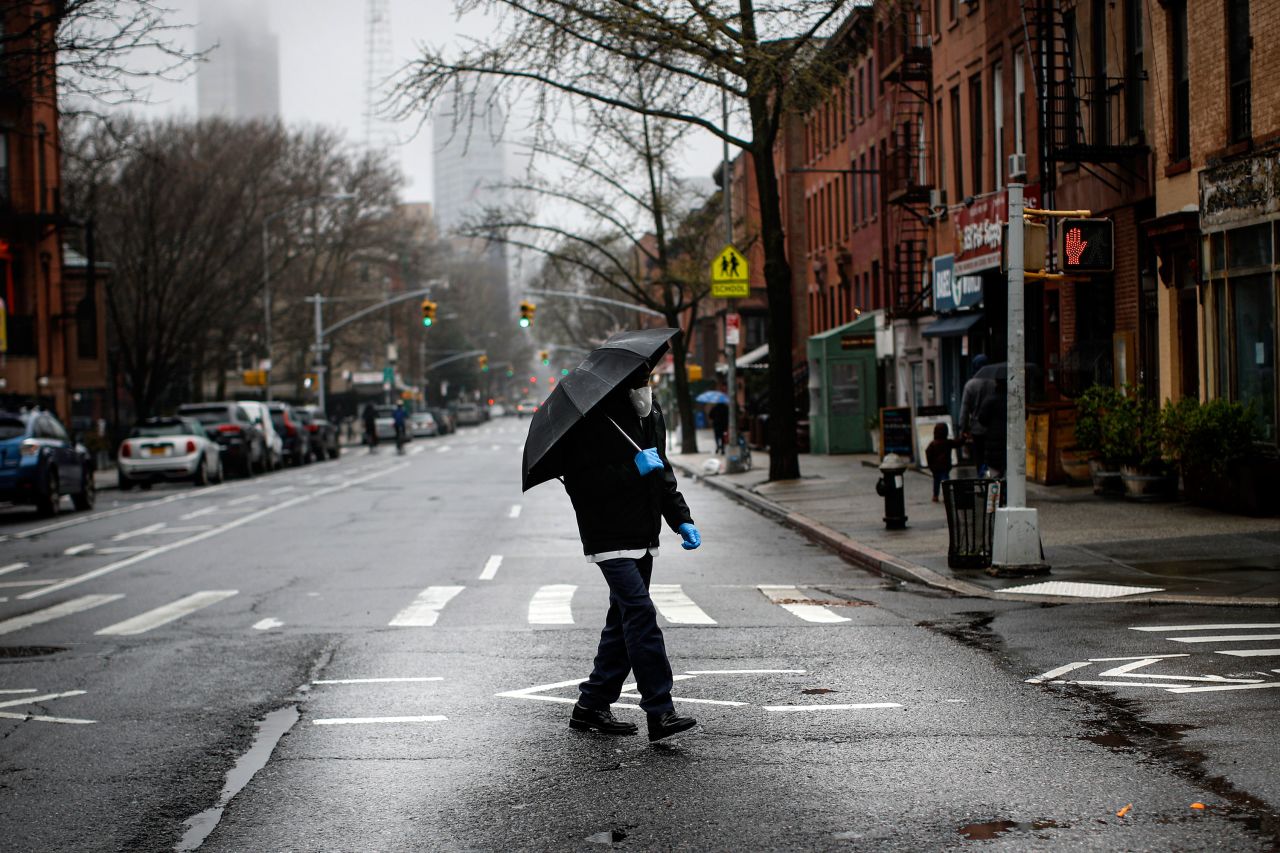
[
  {"left": 175, "top": 705, "right": 299, "bottom": 852},
  {"left": 957, "top": 819, "right": 1063, "bottom": 841}
]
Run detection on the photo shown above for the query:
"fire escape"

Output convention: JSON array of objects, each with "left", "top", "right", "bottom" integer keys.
[
  {"left": 878, "top": 2, "right": 933, "bottom": 319},
  {"left": 1020, "top": 0, "right": 1149, "bottom": 207}
]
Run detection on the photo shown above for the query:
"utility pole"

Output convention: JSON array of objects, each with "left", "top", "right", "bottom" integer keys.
[
  {"left": 305, "top": 294, "right": 329, "bottom": 415},
  {"left": 722, "top": 86, "right": 743, "bottom": 475}
]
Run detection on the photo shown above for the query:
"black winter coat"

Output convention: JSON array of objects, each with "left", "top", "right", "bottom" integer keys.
[{"left": 562, "top": 392, "right": 693, "bottom": 556}]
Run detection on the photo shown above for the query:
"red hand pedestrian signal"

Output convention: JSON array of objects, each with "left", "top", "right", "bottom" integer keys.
[{"left": 1065, "top": 227, "right": 1087, "bottom": 266}]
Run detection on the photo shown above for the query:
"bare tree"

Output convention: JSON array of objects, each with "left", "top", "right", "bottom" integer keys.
[{"left": 395, "top": 0, "right": 853, "bottom": 479}]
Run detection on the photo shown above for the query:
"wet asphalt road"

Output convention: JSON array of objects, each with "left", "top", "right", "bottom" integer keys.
[{"left": 0, "top": 420, "right": 1276, "bottom": 851}]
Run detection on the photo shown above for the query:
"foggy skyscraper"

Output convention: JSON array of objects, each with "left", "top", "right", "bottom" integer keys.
[
  {"left": 196, "top": 0, "right": 281, "bottom": 121},
  {"left": 432, "top": 80, "right": 509, "bottom": 235}
]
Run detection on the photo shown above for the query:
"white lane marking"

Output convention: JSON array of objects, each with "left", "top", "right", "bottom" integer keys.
[
  {"left": 410, "top": 445, "right": 426, "bottom": 456},
  {"left": 529, "top": 585, "right": 576, "bottom": 624},
  {"left": 494, "top": 677, "right": 641, "bottom": 709},
  {"left": 1130, "top": 624, "right": 1280, "bottom": 632},
  {"left": 21, "top": 464, "right": 410, "bottom": 600},
  {"left": 153, "top": 525, "right": 214, "bottom": 535},
  {"left": 479, "top": 555, "right": 503, "bottom": 581},
  {"left": 0, "top": 594, "right": 124, "bottom": 636},
  {"left": 312, "top": 677, "right": 444, "bottom": 685},
  {"left": 763, "top": 703, "right": 903, "bottom": 712},
  {"left": 1169, "top": 634, "right": 1280, "bottom": 644},
  {"left": 491, "top": 444, "right": 502, "bottom": 451},
  {"left": 0, "top": 562, "right": 30, "bottom": 577},
  {"left": 436, "top": 445, "right": 451, "bottom": 453},
  {"left": 1096, "top": 658, "right": 1261, "bottom": 683},
  {"left": 1025, "top": 662, "right": 1093, "bottom": 684},
  {"left": 0, "top": 579, "right": 59, "bottom": 589},
  {"left": 180, "top": 506, "right": 221, "bottom": 520},
  {"left": 111, "top": 522, "right": 166, "bottom": 541},
  {"left": 253, "top": 618, "right": 284, "bottom": 631},
  {"left": 650, "top": 584, "right": 716, "bottom": 625},
  {"left": 0, "top": 691, "right": 85, "bottom": 709},
  {"left": 0, "top": 710, "right": 96, "bottom": 724},
  {"left": 63, "top": 544, "right": 94, "bottom": 556},
  {"left": 226, "top": 494, "right": 262, "bottom": 507},
  {"left": 268, "top": 486, "right": 295, "bottom": 495},
  {"left": 1165, "top": 681, "right": 1280, "bottom": 694},
  {"left": 0, "top": 690, "right": 95, "bottom": 724},
  {"left": 0, "top": 689, "right": 39, "bottom": 695},
  {"left": 312, "top": 715, "right": 446, "bottom": 725},
  {"left": 508, "top": 504, "right": 522, "bottom": 518},
  {"left": 4, "top": 488, "right": 222, "bottom": 540},
  {"left": 618, "top": 693, "right": 747, "bottom": 707},
  {"left": 1217, "top": 649, "right": 1280, "bottom": 657},
  {"left": 389, "top": 586, "right": 465, "bottom": 627},
  {"left": 684, "top": 669, "right": 807, "bottom": 675},
  {"left": 90, "top": 546, "right": 152, "bottom": 555},
  {"left": 757, "top": 585, "right": 851, "bottom": 624},
  {"left": 96, "top": 590, "right": 238, "bottom": 636}
]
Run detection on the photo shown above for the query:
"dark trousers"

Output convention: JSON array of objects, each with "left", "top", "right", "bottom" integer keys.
[
  {"left": 931, "top": 469, "right": 950, "bottom": 499},
  {"left": 578, "top": 554, "right": 674, "bottom": 716}
]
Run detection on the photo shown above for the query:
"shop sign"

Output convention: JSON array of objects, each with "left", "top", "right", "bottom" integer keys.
[
  {"left": 932, "top": 254, "right": 983, "bottom": 312},
  {"left": 1200, "top": 149, "right": 1280, "bottom": 230},
  {"left": 951, "top": 184, "right": 1041, "bottom": 275},
  {"left": 840, "top": 334, "right": 875, "bottom": 350}
]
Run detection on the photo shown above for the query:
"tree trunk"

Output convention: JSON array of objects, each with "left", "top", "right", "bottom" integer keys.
[
  {"left": 748, "top": 133, "right": 800, "bottom": 481},
  {"left": 666, "top": 318, "right": 698, "bottom": 454}
]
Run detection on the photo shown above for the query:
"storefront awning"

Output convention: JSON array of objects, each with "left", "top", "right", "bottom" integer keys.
[
  {"left": 922, "top": 312, "right": 983, "bottom": 338},
  {"left": 735, "top": 343, "right": 768, "bottom": 368}
]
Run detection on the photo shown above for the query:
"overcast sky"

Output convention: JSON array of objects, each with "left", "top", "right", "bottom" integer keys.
[{"left": 123, "top": 0, "right": 724, "bottom": 204}]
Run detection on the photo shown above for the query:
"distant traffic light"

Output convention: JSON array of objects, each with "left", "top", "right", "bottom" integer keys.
[
  {"left": 518, "top": 300, "right": 536, "bottom": 328},
  {"left": 479, "top": 355, "right": 489, "bottom": 372},
  {"left": 420, "top": 299, "right": 438, "bottom": 327},
  {"left": 539, "top": 349, "right": 550, "bottom": 365},
  {"left": 1059, "top": 218, "right": 1114, "bottom": 273}
]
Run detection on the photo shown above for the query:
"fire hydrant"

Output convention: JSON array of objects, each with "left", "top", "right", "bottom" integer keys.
[{"left": 875, "top": 452, "right": 909, "bottom": 530}]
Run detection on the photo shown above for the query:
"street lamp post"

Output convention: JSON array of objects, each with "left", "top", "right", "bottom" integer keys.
[{"left": 261, "top": 193, "right": 354, "bottom": 402}]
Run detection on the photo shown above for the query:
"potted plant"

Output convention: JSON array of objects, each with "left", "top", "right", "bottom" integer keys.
[
  {"left": 1163, "top": 397, "right": 1277, "bottom": 514},
  {"left": 1071, "top": 384, "right": 1123, "bottom": 495},
  {"left": 1102, "top": 391, "right": 1174, "bottom": 500}
]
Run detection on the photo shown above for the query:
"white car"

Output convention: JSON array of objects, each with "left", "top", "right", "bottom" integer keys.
[
  {"left": 118, "top": 416, "right": 224, "bottom": 489},
  {"left": 410, "top": 410, "right": 438, "bottom": 437},
  {"left": 238, "top": 400, "right": 283, "bottom": 470}
]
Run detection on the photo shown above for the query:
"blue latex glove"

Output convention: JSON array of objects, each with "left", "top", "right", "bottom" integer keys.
[
  {"left": 678, "top": 523, "right": 701, "bottom": 550},
  {"left": 634, "top": 447, "right": 664, "bottom": 476}
]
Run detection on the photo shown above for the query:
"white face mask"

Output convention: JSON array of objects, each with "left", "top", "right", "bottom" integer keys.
[{"left": 628, "top": 386, "right": 653, "bottom": 418}]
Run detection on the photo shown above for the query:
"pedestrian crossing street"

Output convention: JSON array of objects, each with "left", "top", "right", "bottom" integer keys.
[{"left": 0, "top": 583, "right": 860, "bottom": 642}]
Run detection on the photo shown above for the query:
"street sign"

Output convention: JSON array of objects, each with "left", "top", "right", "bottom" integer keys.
[
  {"left": 1059, "top": 218, "right": 1115, "bottom": 273},
  {"left": 711, "top": 244, "right": 749, "bottom": 298},
  {"left": 382, "top": 365, "right": 395, "bottom": 384},
  {"left": 726, "top": 313, "right": 740, "bottom": 346}
]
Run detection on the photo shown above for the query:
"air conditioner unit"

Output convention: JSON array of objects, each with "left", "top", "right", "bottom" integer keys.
[
  {"left": 1007, "top": 153, "right": 1027, "bottom": 181},
  {"left": 929, "top": 189, "right": 947, "bottom": 209}
]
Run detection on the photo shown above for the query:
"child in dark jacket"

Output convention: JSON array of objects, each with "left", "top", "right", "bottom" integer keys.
[{"left": 925, "top": 422, "right": 959, "bottom": 502}]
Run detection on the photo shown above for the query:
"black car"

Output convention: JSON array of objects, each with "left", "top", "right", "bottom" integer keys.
[
  {"left": 428, "top": 406, "right": 455, "bottom": 435},
  {"left": 176, "top": 402, "right": 265, "bottom": 478},
  {"left": 294, "top": 406, "right": 340, "bottom": 460},
  {"left": 0, "top": 409, "right": 95, "bottom": 516},
  {"left": 267, "top": 402, "right": 312, "bottom": 466}
]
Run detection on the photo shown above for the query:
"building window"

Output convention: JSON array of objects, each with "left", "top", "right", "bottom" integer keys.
[
  {"left": 867, "top": 58, "right": 875, "bottom": 114},
  {"left": 935, "top": 98, "right": 946, "bottom": 202},
  {"left": 1090, "top": 0, "right": 1109, "bottom": 146},
  {"left": 36, "top": 124, "right": 48, "bottom": 214},
  {"left": 1124, "top": 0, "right": 1144, "bottom": 139},
  {"left": 1169, "top": 1, "right": 1190, "bottom": 162},
  {"left": 871, "top": 147, "right": 879, "bottom": 217},
  {"left": 0, "top": 133, "right": 8, "bottom": 206},
  {"left": 857, "top": 67, "right": 865, "bottom": 119},
  {"left": 950, "top": 0, "right": 958, "bottom": 24},
  {"left": 1227, "top": 0, "right": 1251, "bottom": 143},
  {"left": 1013, "top": 48, "right": 1026, "bottom": 156},
  {"left": 950, "top": 86, "right": 963, "bottom": 200},
  {"left": 969, "top": 73, "right": 983, "bottom": 194},
  {"left": 992, "top": 62, "right": 1004, "bottom": 188}
]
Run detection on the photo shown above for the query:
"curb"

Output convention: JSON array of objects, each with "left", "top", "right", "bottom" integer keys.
[{"left": 672, "top": 461, "right": 1280, "bottom": 609}]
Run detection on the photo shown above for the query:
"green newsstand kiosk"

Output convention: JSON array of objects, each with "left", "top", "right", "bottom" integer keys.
[{"left": 807, "top": 313, "right": 880, "bottom": 454}]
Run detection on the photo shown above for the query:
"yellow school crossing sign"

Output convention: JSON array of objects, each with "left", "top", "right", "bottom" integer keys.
[{"left": 711, "top": 244, "right": 749, "bottom": 298}]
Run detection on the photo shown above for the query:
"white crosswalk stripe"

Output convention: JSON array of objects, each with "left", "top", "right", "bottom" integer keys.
[
  {"left": 389, "top": 586, "right": 465, "bottom": 627},
  {"left": 1131, "top": 621, "right": 1280, "bottom": 657},
  {"left": 0, "top": 594, "right": 124, "bottom": 636},
  {"left": 529, "top": 585, "right": 576, "bottom": 624},
  {"left": 651, "top": 584, "right": 716, "bottom": 625},
  {"left": 95, "top": 590, "right": 238, "bottom": 636},
  {"left": 757, "top": 585, "right": 852, "bottom": 623}
]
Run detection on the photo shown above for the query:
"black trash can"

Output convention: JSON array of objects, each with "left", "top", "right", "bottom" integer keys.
[{"left": 942, "top": 478, "right": 1005, "bottom": 569}]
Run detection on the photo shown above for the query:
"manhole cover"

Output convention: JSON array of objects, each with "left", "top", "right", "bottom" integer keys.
[{"left": 0, "top": 646, "right": 68, "bottom": 659}]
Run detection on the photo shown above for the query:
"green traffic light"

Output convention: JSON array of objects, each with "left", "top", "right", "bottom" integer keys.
[
  {"left": 519, "top": 318, "right": 530, "bottom": 328},
  {"left": 560, "top": 368, "right": 569, "bottom": 376},
  {"left": 422, "top": 318, "right": 433, "bottom": 327}
]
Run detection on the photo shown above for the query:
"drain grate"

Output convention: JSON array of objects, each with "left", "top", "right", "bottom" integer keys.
[{"left": 0, "top": 646, "right": 68, "bottom": 658}]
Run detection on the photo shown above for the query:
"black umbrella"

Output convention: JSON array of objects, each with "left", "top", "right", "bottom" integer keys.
[{"left": 521, "top": 327, "right": 678, "bottom": 492}]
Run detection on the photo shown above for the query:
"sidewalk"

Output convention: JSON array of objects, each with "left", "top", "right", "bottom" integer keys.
[{"left": 669, "top": 429, "right": 1280, "bottom": 607}]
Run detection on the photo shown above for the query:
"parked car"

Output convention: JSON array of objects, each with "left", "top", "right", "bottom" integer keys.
[
  {"left": 294, "top": 405, "right": 340, "bottom": 460},
  {"left": 118, "top": 416, "right": 223, "bottom": 489},
  {"left": 238, "top": 401, "right": 282, "bottom": 471},
  {"left": 410, "top": 410, "right": 438, "bottom": 438},
  {"left": 267, "top": 402, "right": 312, "bottom": 466},
  {"left": 0, "top": 409, "right": 95, "bottom": 516},
  {"left": 488, "top": 403, "right": 507, "bottom": 418},
  {"left": 454, "top": 403, "right": 483, "bottom": 426},
  {"left": 176, "top": 402, "right": 265, "bottom": 478},
  {"left": 515, "top": 399, "right": 539, "bottom": 418},
  {"left": 428, "top": 407, "right": 455, "bottom": 435}
]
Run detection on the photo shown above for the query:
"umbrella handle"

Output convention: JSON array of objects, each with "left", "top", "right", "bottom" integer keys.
[{"left": 605, "top": 415, "right": 643, "bottom": 452}]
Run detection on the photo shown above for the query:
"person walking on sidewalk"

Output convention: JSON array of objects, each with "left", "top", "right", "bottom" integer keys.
[
  {"left": 561, "top": 364, "right": 702, "bottom": 743},
  {"left": 709, "top": 398, "right": 729, "bottom": 455},
  {"left": 958, "top": 354, "right": 995, "bottom": 475},
  {"left": 926, "top": 421, "right": 960, "bottom": 502}
]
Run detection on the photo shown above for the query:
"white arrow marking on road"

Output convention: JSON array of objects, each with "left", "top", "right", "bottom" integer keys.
[
  {"left": 0, "top": 690, "right": 95, "bottom": 724},
  {"left": 0, "top": 562, "right": 29, "bottom": 577},
  {"left": 111, "top": 522, "right": 166, "bottom": 541},
  {"left": 96, "top": 590, "right": 239, "bottom": 636},
  {"left": 1025, "top": 662, "right": 1093, "bottom": 684},
  {"left": 491, "top": 444, "right": 502, "bottom": 451},
  {"left": 1217, "top": 649, "right": 1280, "bottom": 657},
  {"left": 508, "top": 504, "right": 522, "bottom": 518},
  {"left": 252, "top": 618, "right": 284, "bottom": 631},
  {"left": 312, "top": 715, "right": 446, "bottom": 725},
  {"left": 0, "top": 594, "right": 124, "bottom": 635},
  {"left": 0, "top": 579, "right": 59, "bottom": 589},
  {"left": 1097, "top": 658, "right": 1262, "bottom": 683},
  {"left": 0, "top": 690, "right": 86, "bottom": 709},
  {"left": 1168, "top": 634, "right": 1280, "bottom": 644},
  {"left": 90, "top": 546, "right": 152, "bottom": 555},
  {"left": 495, "top": 677, "right": 640, "bottom": 708},
  {"left": 479, "top": 555, "right": 503, "bottom": 581},
  {"left": 269, "top": 486, "right": 295, "bottom": 495},
  {"left": 226, "top": 494, "right": 262, "bottom": 507},
  {"left": 763, "top": 703, "right": 902, "bottom": 712},
  {"left": 63, "top": 544, "right": 94, "bottom": 556},
  {"left": 312, "top": 677, "right": 443, "bottom": 685},
  {"left": 180, "top": 506, "right": 221, "bottom": 520},
  {"left": 651, "top": 584, "right": 716, "bottom": 625},
  {"left": 757, "top": 585, "right": 852, "bottom": 623},
  {"left": 436, "top": 445, "right": 451, "bottom": 453},
  {"left": 685, "top": 669, "right": 808, "bottom": 675},
  {"left": 389, "top": 586, "right": 465, "bottom": 627},
  {"left": 529, "top": 585, "right": 576, "bottom": 624},
  {"left": 410, "top": 445, "right": 425, "bottom": 456},
  {"left": 0, "top": 689, "right": 39, "bottom": 695},
  {"left": 1130, "top": 624, "right": 1280, "bottom": 632},
  {"left": 1165, "top": 681, "right": 1280, "bottom": 694},
  {"left": 21, "top": 464, "right": 410, "bottom": 600}
]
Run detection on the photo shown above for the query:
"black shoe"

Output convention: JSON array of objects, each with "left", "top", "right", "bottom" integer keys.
[
  {"left": 647, "top": 710, "right": 697, "bottom": 742},
  {"left": 569, "top": 703, "right": 638, "bottom": 735}
]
